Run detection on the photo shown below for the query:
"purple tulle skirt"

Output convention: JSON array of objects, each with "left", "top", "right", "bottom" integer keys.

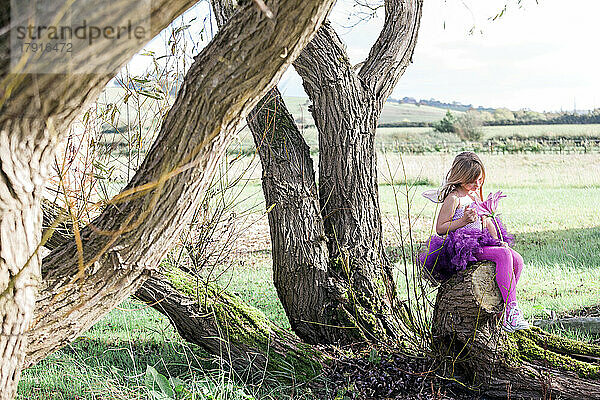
[{"left": 419, "top": 219, "right": 514, "bottom": 282}]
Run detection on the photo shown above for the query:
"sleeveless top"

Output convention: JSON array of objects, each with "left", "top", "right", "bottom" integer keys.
[{"left": 451, "top": 203, "right": 483, "bottom": 231}]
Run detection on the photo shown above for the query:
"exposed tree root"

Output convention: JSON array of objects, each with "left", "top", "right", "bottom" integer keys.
[{"left": 433, "top": 261, "right": 600, "bottom": 399}]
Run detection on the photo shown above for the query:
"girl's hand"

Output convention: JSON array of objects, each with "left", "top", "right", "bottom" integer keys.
[
  {"left": 462, "top": 205, "right": 477, "bottom": 224},
  {"left": 499, "top": 240, "right": 510, "bottom": 248}
]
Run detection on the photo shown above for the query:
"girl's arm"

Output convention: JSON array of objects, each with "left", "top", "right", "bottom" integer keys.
[
  {"left": 484, "top": 216, "right": 498, "bottom": 239},
  {"left": 485, "top": 216, "right": 509, "bottom": 247},
  {"left": 435, "top": 194, "right": 474, "bottom": 235}
]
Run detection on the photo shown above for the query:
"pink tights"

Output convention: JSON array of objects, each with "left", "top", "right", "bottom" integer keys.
[{"left": 475, "top": 246, "right": 524, "bottom": 312}]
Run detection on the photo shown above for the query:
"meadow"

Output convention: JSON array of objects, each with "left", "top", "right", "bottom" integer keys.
[
  {"left": 230, "top": 124, "right": 600, "bottom": 156},
  {"left": 21, "top": 148, "right": 600, "bottom": 399},
  {"left": 94, "top": 89, "right": 600, "bottom": 157},
  {"left": 27, "top": 88, "right": 600, "bottom": 398}
]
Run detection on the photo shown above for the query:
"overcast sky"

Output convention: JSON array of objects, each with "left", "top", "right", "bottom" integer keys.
[{"left": 129, "top": 0, "right": 600, "bottom": 112}]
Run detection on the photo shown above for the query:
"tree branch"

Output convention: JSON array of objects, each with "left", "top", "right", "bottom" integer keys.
[
  {"left": 210, "top": 0, "right": 342, "bottom": 343},
  {"left": 135, "top": 272, "right": 329, "bottom": 386},
  {"left": 293, "top": 22, "right": 361, "bottom": 100},
  {"left": 0, "top": 2, "right": 197, "bottom": 397},
  {"left": 25, "top": 0, "right": 335, "bottom": 367},
  {"left": 211, "top": 0, "right": 236, "bottom": 28},
  {"left": 357, "top": 0, "right": 422, "bottom": 106},
  {"left": 0, "top": 0, "right": 199, "bottom": 128}
]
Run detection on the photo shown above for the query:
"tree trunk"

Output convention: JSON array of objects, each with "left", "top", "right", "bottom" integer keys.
[
  {"left": 135, "top": 273, "right": 329, "bottom": 387},
  {"left": 0, "top": 122, "right": 41, "bottom": 397},
  {"left": 40, "top": 199, "right": 330, "bottom": 389},
  {"left": 0, "top": 2, "right": 199, "bottom": 397},
  {"left": 11, "top": 0, "right": 335, "bottom": 388},
  {"left": 433, "top": 261, "right": 600, "bottom": 399},
  {"left": 246, "top": 90, "right": 336, "bottom": 343},
  {"left": 296, "top": 25, "right": 400, "bottom": 341},
  {"left": 211, "top": 0, "right": 423, "bottom": 345},
  {"left": 286, "top": 0, "right": 423, "bottom": 344}
]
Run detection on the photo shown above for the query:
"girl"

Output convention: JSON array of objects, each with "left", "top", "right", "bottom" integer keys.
[{"left": 419, "top": 152, "right": 529, "bottom": 332}]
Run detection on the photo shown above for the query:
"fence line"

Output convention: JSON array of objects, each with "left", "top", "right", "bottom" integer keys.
[
  {"left": 225, "top": 137, "right": 600, "bottom": 155},
  {"left": 376, "top": 137, "right": 600, "bottom": 155}
]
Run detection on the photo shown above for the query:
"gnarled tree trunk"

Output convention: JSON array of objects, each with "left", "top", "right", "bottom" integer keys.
[
  {"left": 0, "top": 2, "right": 199, "bottom": 397},
  {"left": 135, "top": 273, "right": 329, "bottom": 387},
  {"left": 41, "top": 198, "right": 330, "bottom": 389},
  {"left": 212, "top": 0, "right": 423, "bottom": 345},
  {"left": 246, "top": 90, "right": 334, "bottom": 342},
  {"left": 25, "top": 0, "right": 334, "bottom": 368},
  {"left": 0, "top": 1, "right": 335, "bottom": 398},
  {"left": 433, "top": 261, "right": 600, "bottom": 399}
]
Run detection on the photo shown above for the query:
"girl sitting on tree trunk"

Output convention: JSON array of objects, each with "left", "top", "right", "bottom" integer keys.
[{"left": 419, "top": 151, "right": 529, "bottom": 332}]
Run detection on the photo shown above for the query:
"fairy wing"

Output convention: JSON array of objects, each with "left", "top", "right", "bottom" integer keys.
[{"left": 421, "top": 189, "right": 442, "bottom": 203}]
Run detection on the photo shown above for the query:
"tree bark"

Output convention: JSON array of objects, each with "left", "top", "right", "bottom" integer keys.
[
  {"left": 212, "top": 0, "right": 423, "bottom": 345},
  {"left": 0, "top": 4, "right": 339, "bottom": 398},
  {"left": 295, "top": 22, "right": 402, "bottom": 342},
  {"left": 24, "top": 0, "right": 335, "bottom": 370},
  {"left": 211, "top": 0, "right": 342, "bottom": 346},
  {"left": 0, "top": 2, "right": 199, "bottom": 397},
  {"left": 280, "top": 0, "right": 423, "bottom": 344},
  {"left": 41, "top": 185, "right": 330, "bottom": 389},
  {"left": 433, "top": 261, "right": 600, "bottom": 399},
  {"left": 135, "top": 273, "right": 329, "bottom": 387},
  {"left": 246, "top": 90, "right": 336, "bottom": 343}
]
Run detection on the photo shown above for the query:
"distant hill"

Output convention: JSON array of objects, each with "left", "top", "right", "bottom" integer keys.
[
  {"left": 282, "top": 96, "right": 462, "bottom": 128},
  {"left": 379, "top": 101, "right": 463, "bottom": 124},
  {"left": 389, "top": 97, "right": 496, "bottom": 113}
]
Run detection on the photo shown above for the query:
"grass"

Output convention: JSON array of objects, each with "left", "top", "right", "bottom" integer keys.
[
  {"left": 195, "top": 154, "right": 600, "bottom": 326},
  {"left": 378, "top": 102, "right": 461, "bottom": 123},
  {"left": 25, "top": 146, "right": 600, "bottom": 398},
  {"left": 19, "top": 301, "right": 202, "bottom": 399},
  {"left": 225, "top": 152, "right": 600, "bottom": 190},
  {"left": 18, "top": 300, "right": 279, "bottom": 400},
  {"left": 377, "top": 153, "right": 600, "bottom": 188}
]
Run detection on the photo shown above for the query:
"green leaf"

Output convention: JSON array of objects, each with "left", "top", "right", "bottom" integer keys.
[
  {"left": 149, "top": 390, "right": 170, "bottom": 400},
  {"left": 168, "top": 377, "right": 185, "bottom": 393},
  {"left": 145, "top": 365, "right": 175, "bottom": 398},
  {"left": 138, "top": 90, "right": 163, "bottom": 100},
  {"left": 173, "top": 25, "right": 191, "bottom": 35},
  {"left": 368, "top": 347, "right": 380, "bottom": 364}
]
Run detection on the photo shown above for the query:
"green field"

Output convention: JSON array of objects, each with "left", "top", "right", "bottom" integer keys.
[
  {"left": 94, "top": 89, "right": 600, "bottom": 159},
  {"left": 374, "top": 124, "right": 600, "bottom": 145},
  {"left": 36, "top": 85, "right": 600, "bottom": 399},
  {"left": 263, "top": 96, "right": 462, "bottom": 127},
  {"left": 230, "top": 124, "right": 600, "bottom": 157},
  {"left": 22, "top": 151, "right": 600, "bottom": 399},
  {"left": 95, "top": 88, "right": 600, "bottom": 141}
]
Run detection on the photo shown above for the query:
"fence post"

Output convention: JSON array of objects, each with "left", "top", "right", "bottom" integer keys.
[{"left": 559, "top": 138, "right": 563, "bottom": 154}]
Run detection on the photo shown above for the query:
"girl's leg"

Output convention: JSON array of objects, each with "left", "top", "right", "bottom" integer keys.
[
  {"left": 509, "top": 248, "right": 524, "bottom": 284},
  {"left": 476, "top": 246, "right": 517, "bottom": 308}
]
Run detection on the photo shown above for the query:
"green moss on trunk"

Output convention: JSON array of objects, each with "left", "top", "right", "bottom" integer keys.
[
  {"left": 165, "top": 268, "right": 327, "bottom": 382},
  {"left": 505, "top": 327, "right": 600, "bottom": 379}
]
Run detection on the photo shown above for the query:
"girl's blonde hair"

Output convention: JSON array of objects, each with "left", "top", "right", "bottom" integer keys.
[{"left": 439, "top": 152, "right": 485, "bottom": 201}]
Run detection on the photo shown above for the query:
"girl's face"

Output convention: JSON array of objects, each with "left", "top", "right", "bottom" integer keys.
[{"left": 461, "top": 172, "right": 483, "bottom": 193}]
